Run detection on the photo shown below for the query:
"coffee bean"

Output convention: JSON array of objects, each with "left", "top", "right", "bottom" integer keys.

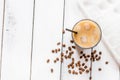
[
  {"left": 70, "top": 40, "right": 74, "bottom": 43},
  {"left": 93, "top": 50, "right": 96, "bottom": 54},
  {"left": 68, "top": 55, "right": 71, "bottom": 59},
  {"left": 97, "top": 56, "right": 101, "bottom": 60},
  {"left": 68, "top": 65, "right": 70, "bottom": 68},
  {"left": 57, "top": 42, "right": 60, "bottom": 45},
  {"left": 66, "top": 50, "right": 68, "bottom": 54},
  {"left": 62, "top": 44, "right": 66, "bottom": 47},
  {"left": 61, "top": 52, "right": 64, "bottom": 57},
  {"left": 79, "top": 67, "right": 83, "bottom": 71},
  {"left": 54, "top": 60, "right": 57, "bottom": 63},
  {"left": 83, "top": 54, "right": 85, "bottom": 57},
  {"left": 99, "top": 51, "right": 102, "bottom": 55},
  {"left": 89, "top": 77, "right": 92, "bottom": 80},
  {"left": 69, "top": 51, "right": 74, "bottom": 55},
  {"left": 72, "top": 65, "right": 74, "bottom": 69},
  {"left": 95, "top": 54, "right": 98, "bottom": 58},
  {"left": 55, "top": 49, "right": 57, "bottom": 53},
  {"left": 68, "top": 70, "right": 71, "bottom": 74},
  {"left": 61, "top": 58, "right": 63, "bottom": 63},
  {"left": 84, "top": 66, "right": 87, "bottom": 69},
  {"left": 105, "top": 61, "right": 109, "bottom": 64},
  {"left": 86, "top": 69, "right": 89, "bottom": 73},
  {"left": 82, "top": 63, "right": 85, "bottom": 66},
  {"left": 51, "top": 68, "right": 53, "bottom": 73},
  {"left": 75, "top": 72, "right": 78, "bottom": 75},
  {"left": 98, "top": 68, "right": 102, "bottom": 71},
  {"left": 77, "top": 61, "right": 80, "bottom": 64},
  {"left": 80, "top": 56, "right": 83, "bottom": 59},
  {"left": 84, "top": 55, "right": 87, "bottom": 59},
  {"left": 79, "top": 71, "right": 82, "bottom": 74},
  {"left": 56, "top": 58, "right": 59, "bottom": 61},
  {"left": 47, "top": 59, "right": 50, "bottom": 63},
  {"left": 64, "top": 55, "right": 68, "bottom": 59},
  {"left": 52, "top": 50, "right": 54, "bottom": 53},
  {"left": 72, "top": 46, "right": 76, "bottom": 49},
  {"left": 87, "top": 55, "right": 90, "bottom": 58},
  {"left": 75, "top": 63, "right": 78, "bottom": 67},
  {"left": 62, "top": 29, "right": 65, "bottom": 34},
  {"left": 82, "top": 69, "right": 85, "bottom": 72},
  {"left": 68, "top": 47, "right": 72, "bottom": 51},
  {"left": 89, "top": 67, "right": 92, "bottom": 71},
  {"left": 57, "top": 48, "right": 60, "bottom": 52},
  {"left": 80, "top": 51, "right": 83, "bottom": 54}
]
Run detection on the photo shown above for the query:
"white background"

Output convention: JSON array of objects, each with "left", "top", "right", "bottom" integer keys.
[{"left": 0, "top": 0, "right": 120, "bottom": 80}]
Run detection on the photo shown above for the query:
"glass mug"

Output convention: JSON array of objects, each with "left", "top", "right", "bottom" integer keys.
[{"left": 72, "top": 19, "right": 102, "bottom": 49}]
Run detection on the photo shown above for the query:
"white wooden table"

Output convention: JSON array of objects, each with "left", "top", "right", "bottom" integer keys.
[{"left": 0, "top": 0, "right": 120, "bottom": 80}]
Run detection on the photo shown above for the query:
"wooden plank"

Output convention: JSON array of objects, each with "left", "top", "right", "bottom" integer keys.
[
  {"left": 1, "top": 0, "right": 34, "bottom": 80},
  {"left": 61, "top": 0, "right": 119, "bottom": 80},
  {"left": 76, "top": 0, "right": 120, "bottom": 80},
  {"left": 31, "top": 0, "right": 64, "bottom": 80}
]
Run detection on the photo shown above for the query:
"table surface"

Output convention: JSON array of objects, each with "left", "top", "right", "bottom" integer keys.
[{"left": 0, "top": 0, "right": 120, "bottom": 80}]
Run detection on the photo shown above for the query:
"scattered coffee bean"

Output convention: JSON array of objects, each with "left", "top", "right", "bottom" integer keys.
[
  {"left": 75, "top": 72, "right": 78, "bottom": 75},
  {"left": 82, "top": 63, "right": 85, "bottom": 66},
  {"left": 79, "top": 71, "right": 82, "bottom": 74},
  {"left": 61, "top": 58, "right": 63, "bottom": 63},
  {"left": 80, "top": 51, "right": 83, "bottom": 54},
  {"left": 56, "top": 58, "right": 59, "bottom": 61},
  {"left": 64, "top": 55, "right": 68, "bottom": 59},
  {"left": 72, "top": 65, "right": 74, "bottom": 69},
  {"left": 84, "top": 66, "right": 87, "bottom": 69},
  {"left": 79, "top": 67, "right": 83, "bottom": 71},
  {"left": 77, "top": 61, "right": 80, "bottom": 65},
  {"left": 89, "top": 77, "right": 92, "bottom": 80},
  {"left": 72, "top": 46, "right": 76, "bottom": 49},
  {"left": 62, "top": 29, "right": 65, "bottom": 34},
  {"left": 68, "top": 70, "right": 71, "bottom": 74},
  {"left": 86, "top": 69, "right": 89, "bottom": 73},
  {"left": 105, "top": 61, "right": 109, "bottom": 64},
  {"left": 80, "top": 56, "right": 83, "bottom": 59},
  {"left": 52, "top": 50, "right": 54, "bottom": 53},
  {"left": 99, "top": 51, "right": 102, "bottom": 55},
  {"left": 87, "top": 55, "right": 90, "bottom": 58},
  {"left": 62, "top": 44, "right": 66, "bottom": 47},
  {"left": 98, "top": 68, "right": 102, "bottom": 71},
  {"left": 70, "top": 40, "right": 74, "bottom": 43},
  {"left": 98, "top": 56, "right": 101, "bottom": 60},
  {"left": 61, "top": 53, "right": 64, "bottom": 57},
  {"left": 57, "top": 48, "right": 60, "bottom": 52},
  {"left": 47, "top": 59, "right": 50, "bottom": 63},
  {"left": 83, "top": 54, "right": 85, "bottom": 57},
  {"left": 68, "top": 47, "right": 72, "bottom": 51},
  {"left": 67, "top": 55, "right": 71, "bottom": 59},
  {"left": 57, "top": 42, "right": 60, "bottom": 45},
  {"left": 54, "top": 60, "right": 57, "bottom": 63},
  {"left": 68, "top": 65, "right": 70, "bottom": 68},
  {"left": 69, "top": 51, "right": 74, "bottom": 55},
  {"left": 93, "top": 50, "right": 96, "bottom": 54},
  {"left": 55, "top": 49, "right": 57, "bottom": 53},
  {"left": 89, "top": 67, "right": 92, "bottom": 71},
  {"left": 66, "top": 50, "right": 68, "bottom": 54},
  {"left": 51, "top": 68, "right": 53, "bottom": 73},
  {"left": 75, "top": 63, "right": 78, "bottom": 67},
  {"left": 49, "top": 40, "right": 104, "bottom": 75},
  {"left": 95, "top": 54, "right": 98, "bottom": 58},
  {"left": 82, "top": 69, "right": 85, "bottom": 72}
]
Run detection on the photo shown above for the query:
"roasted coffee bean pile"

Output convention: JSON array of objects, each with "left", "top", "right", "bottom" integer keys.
[{"left": 47, "top": 30, "right": 109, "bottom": 75}]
